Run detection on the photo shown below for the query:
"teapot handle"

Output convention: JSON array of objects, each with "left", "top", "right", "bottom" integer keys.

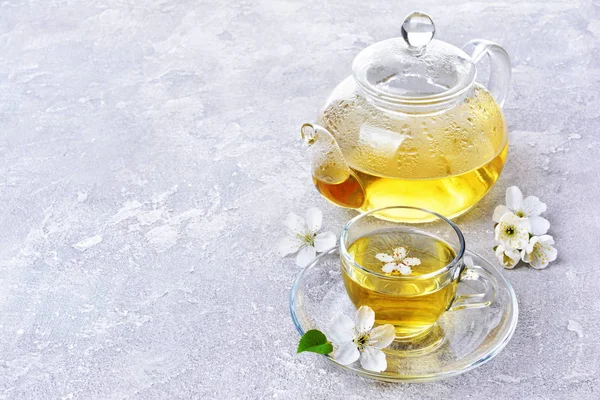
[{"left": 462, "top": 40, "right": 511, "bottom": 107}]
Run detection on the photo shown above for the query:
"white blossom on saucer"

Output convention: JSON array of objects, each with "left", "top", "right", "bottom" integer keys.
[
  {"left": 326, "top": 306, "right": 395, "bottom": 372},
  {"left": 375, "top": 247, "right": 421, "bottom": 275},
  {"left": 494, "top": 212, "right": 530, "bottom": 250},
  {"left": 278, "top": 207, "right": 336, "bottom": 267},
  {"left": 521, "top": 235, "right": 558, "bottom": 269},
  {"left": 493, "top": 186, "right": 550, "bottom": 235},
  {"left": 495, "top": 244, "right": 521, "bottom": 269}
]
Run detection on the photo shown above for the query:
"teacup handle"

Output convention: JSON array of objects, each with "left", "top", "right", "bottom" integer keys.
[
  {"left": 462, "top": 39, "right": 511, "bottom": 107},
  {"left": 449, "top": 264, "right": 497, "bottom": 311}
]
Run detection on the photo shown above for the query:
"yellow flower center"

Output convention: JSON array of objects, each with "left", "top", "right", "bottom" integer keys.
[
  {"left": 532, "top": 242, "right": 549, "bottom": 262},
  {"left": 354, "top": 333, "right": 370, "bottom": 350},
  {"left": 297, "top": 232, "right": 317, "bottom": 246}
]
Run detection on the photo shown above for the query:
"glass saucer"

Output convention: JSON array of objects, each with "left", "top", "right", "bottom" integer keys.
[{"left": 289, "top": 247, "right": 518, "bottom": 382}]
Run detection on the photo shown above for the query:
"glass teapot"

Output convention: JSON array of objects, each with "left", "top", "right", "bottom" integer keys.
[{"left": 301, "top": 12, "right": 511, "bottom": 222}]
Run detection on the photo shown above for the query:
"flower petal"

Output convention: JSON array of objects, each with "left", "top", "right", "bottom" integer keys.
[
  {"left": 402, "top": 257, "right": 421, "bottom": 266},
  {"left": 326, "top": 314, "right": 354, "bottom": 346},
  {"left": 521, "top": 248, "right": 530, "bottom": 263},
  {"left": 495, "top": 213, "right": 530, "bottom": 249},
  {"left": 526, "top": 235, "right": 557, "bottom": 269},
  {"left": 359, "top": 347, "right": 387, "bottom": 372},
  {"left": 496, "top": 245, "right": 519, "bottom": 269},
  {"left": 515, "top": 219, "right": 531, "bottom": 249},
  {"left": 528, "top": 245, "right": 557, "bottom": 270},
  {"left": 375, "top": 253, "right": 394, "bottom": 263},
  {"left": 493, "top": 224, "right": 503, "bottom": 244},
  {"left": 333, "top": 342, "right": 360, "bottom": 365},
  {"left": 495, "top": 246, "right": 509, "bottom": 267},
  {"left": 505, "top": 248, "right": 521, "bottom": 269},
  {"left": 546, "top": 246, "right": 558, "bottom": 263},
  {"left": 313, "top": 231, "right": 336, "bottom": 252},
  {"left": 529, "top": 216, "right": 550, "bottom": 236},
  {"left": 522, "top": 196, "right": 547, "bottom": 217},
  {"left": 493, "top": 205, "right": 511, "bottom": 223},
  {"left": 521, "top": 236, "right": 538, "bottom": 260},
  {"left": 529, "top": 255, "right": 548, "bottom": 269},
  {"left": 546, "top": 245, "right": 558, "bottom": 263},
  {"left": 506, "top": 186, "right": 523, "bottom": 210},
  {"left": 278, "top": 236, "right": 303, "bottom": 257},
  {"left": 295, "top": 246, "right": 316, "bottom": 267},
  {"left": 355, "top": 306, "right": 375, "bottom": 333},
  {"left": 398, "top": 265, "right": 412, "bottom": 275},
  {"left": 393, "top": 247, "right": 407, "bottom": 260},
  {"left": 516, "top": 216, "right": 531, "bottom": 230},
  {"left": 538, "top": 234, "right": 555, "bottom": 246},
  {"left": 381, "top": 263, "right": 397, "bottom": 273},
  {"left": 368, "top": 324, "right": 395, "bottom": 349},
  {"left": 305, "top": 207, "right": 322, "bottom": 233},
  {"left": 285, "top": 213, "right": 306, "bottom": 235}
]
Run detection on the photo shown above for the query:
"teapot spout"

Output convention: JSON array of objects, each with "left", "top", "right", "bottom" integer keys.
[
  {"left": 300, "top": 123, "right": 365, "bottom": 209},
  {"left": 300, "top": 123, "right": 350, "bottom": 184}
]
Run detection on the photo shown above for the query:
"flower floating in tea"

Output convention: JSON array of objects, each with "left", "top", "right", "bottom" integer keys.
[
  {"left": 375, "top": 246, "right": 421, "bottom": 275},
  {"left": 297, "top": 305, "right": 395, "bottom": 372},
  {"left": 278, "top": 207, "right": 336, "bottom": 267},
  {"left": 493, "top": 186, "right": 557, "bottom": 269}
]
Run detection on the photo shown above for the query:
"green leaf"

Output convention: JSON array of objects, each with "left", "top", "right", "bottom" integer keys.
[
  {"left": 493, "top": 245, "right": 498, "bottom": 251},
  {"left": 297, "top": 329, "right": 333, "bottom": 355}
]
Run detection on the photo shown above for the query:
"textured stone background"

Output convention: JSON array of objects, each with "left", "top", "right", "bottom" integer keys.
[{"left": 0, "top": 0, "right": 599, "bottom": 398}]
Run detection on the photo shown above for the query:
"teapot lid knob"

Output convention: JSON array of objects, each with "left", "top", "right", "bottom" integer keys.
[{"left": 401, "top": 12, "right": 435, "bottom": 50}]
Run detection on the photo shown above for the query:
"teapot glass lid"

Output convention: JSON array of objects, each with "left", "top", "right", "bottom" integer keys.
[{"left": 352, "top": 12, "right": 476, "bottom": 104}]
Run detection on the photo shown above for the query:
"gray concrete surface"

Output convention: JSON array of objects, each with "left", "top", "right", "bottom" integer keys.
[{"left": 0, "top": 0, "right": 599, "bottom": 398}]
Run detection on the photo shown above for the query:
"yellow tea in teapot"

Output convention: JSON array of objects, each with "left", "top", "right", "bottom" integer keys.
[
  {"left": 316, "top": 84, "right": 508, "bottom": 221},
  {"left": 342, "top": 230, "right": 458, "bottom": 338}
]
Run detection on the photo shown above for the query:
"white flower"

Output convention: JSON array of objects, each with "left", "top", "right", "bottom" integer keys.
[
  {"left": 326, "top": 306, "right": 395, "bottom": 372},
  {"left": 495, "top": 244, "right": 521, "bottom": 269},
  {"left": 493, "top": 186, "right": 550, "bottom": 235},
  {"left": 494, "top": 213, "right": 530, "bottom": 250},
  {"left": 521, "top": 235, "right": 558, "bottom": 269},
  {"left": 375, "top": 247, "right": 421, "bottom": 275},
  {"left": 278, "top": 207, "right": 337, "bottom": 267}
]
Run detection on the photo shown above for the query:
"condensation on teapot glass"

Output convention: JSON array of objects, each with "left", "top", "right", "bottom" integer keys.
[{"left": 401, "top": 12, "right": 435, "bottom": 51}]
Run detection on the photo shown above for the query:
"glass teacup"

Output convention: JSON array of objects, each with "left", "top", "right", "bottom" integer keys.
[{"left": 340, "top": 206, "right": 497, "bottom": 340}]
